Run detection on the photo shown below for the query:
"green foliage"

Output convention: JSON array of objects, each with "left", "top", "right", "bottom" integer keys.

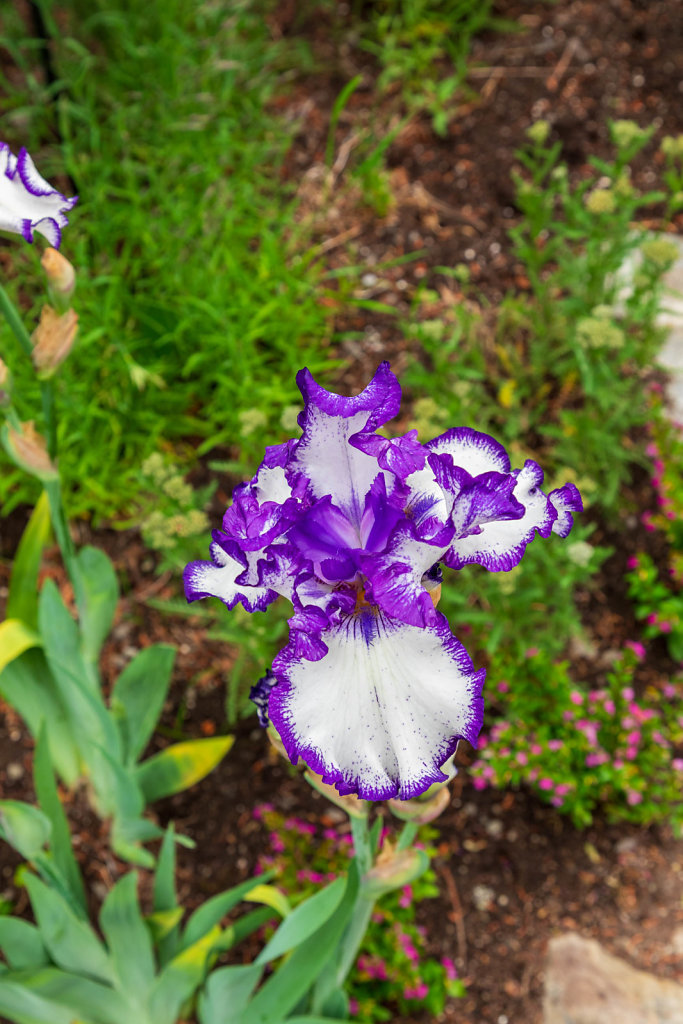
[
  {"left": 471, "top": 649, "right": 683, "bottom": 831},
  {"left": 404, "top": 122, "right": 675, "bottom": 515},
  {"left": 130, "top": 452, "right": 215, "bottom": 572},
  {"left": 0, "top": 0, "right": 338, "bottom": 520},
  {"left": 253, "top": 808, "right": 464, "bottom": 1020},
  {"left": 0, "top": 501, "right": 233, "bottom": 866},
  {"left": 0, "top": 807, "right": 291, "bottom": 1024},
  {"left": 626, "top": 553, "right": 683, "bottom": 663},
  {"left": 357, "top": 0, "right": 502, "bottom": 136}
]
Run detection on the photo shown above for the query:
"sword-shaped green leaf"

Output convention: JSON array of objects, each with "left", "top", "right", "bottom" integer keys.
[
  {"left": 136, "top": 735, "right": 233, "bottom": 804},
  {"left": 6, "top": 491, "right": 51, "bottom": 630}
]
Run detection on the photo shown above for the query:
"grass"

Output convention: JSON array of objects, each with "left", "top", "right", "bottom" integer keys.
[{"left": 0, "top": 0, "right": 339, "bottom": 519}]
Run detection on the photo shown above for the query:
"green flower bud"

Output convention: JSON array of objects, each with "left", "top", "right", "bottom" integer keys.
[
  {"left": 526, "top": 119, "right": 550, "bottom": 146},
  {"left": 640, "top": 237, "right": 679, "bottom": 269},
  {"left": 585, "top": 189, "right": 616, "bottom": 215},
  {"left": 576, "top": 316, "right": 625, "bottom": 350},
  {"left": 610, "top": 120, "right": 646, "bottom": 150}
]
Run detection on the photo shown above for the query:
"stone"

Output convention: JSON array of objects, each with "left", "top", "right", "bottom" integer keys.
[{"left": 544, "top": 934, "right": 683, "bottom": 1024}]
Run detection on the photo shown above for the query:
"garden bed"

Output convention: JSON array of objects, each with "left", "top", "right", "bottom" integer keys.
[{"left": 1, "top": 1, "right": 683, "bottom": 1022}]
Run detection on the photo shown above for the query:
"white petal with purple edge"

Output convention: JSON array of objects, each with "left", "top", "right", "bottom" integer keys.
[
  {"left": 292, "top": 364, "right": 400, "bottom": 526},
  {"left": 549, "top": 482, "right": 583, "bottom": 537},
  {"left": 0, "top": 144, "right": 77, "bottom": 246},
  {"left": 445, "top": 459, "right": 557, "bottom": 571},
  {"left": 269, "top": 610, "right": 485, "bottom": 801},
  {"left": 183, "top": 542, "right": 275, "bottom": 611},
  {"left": 426, "top": 427, "right": 510, "bottom": 476}
]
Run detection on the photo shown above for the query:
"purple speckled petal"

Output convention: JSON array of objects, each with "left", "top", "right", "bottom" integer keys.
[
  {"left": 0, "top": 143, "right": 77, "bottom": 248},
  {"left": 426, "top": 427, "right": 511, "bottom": 476},
  {"left": 292, "top": 363, "right": 401, "bottom": 525},
  {"left": 268, "top": 609, "right": 485, "bottom": 801},
  {"left": 444, "top": 459, "right": 557, "bottom": 572},
  {"left": 350, "top": 429, "right": 427, "bottom": 480},
  {"left": 549, "top": 482, "right": 583, "bottom": 537}
]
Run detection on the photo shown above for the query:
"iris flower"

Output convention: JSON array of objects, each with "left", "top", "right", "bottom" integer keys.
[
  {"left": 185, "top": 364, "right": 581, "bottom": 800},
  {"left": 0, "top": 143, "right": 77, "bottom": 248}
]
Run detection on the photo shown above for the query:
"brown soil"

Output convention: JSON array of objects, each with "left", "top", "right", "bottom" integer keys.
[{"left": 2, "top": 2, "right": 683, "bottom": 1023}]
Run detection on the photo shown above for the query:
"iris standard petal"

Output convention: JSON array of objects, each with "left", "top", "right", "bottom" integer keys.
[
  {"left": 268, "top": 609, "right": 485, "bottom": 801},
  {"left": 426, "top": 426, "right": 511, "bottom": 475},
  {"left": 0, "top": 144, "right": 77, "bottom": 247},
  {"left": 292, "top": 363, "right": 401, "bottom": 525}
]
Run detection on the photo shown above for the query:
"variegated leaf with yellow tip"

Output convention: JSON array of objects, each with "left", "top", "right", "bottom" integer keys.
[{"left": 136, "top": 736, "right": 234, "bottom": 804}]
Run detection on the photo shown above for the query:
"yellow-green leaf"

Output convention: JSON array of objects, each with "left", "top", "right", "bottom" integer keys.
[
  {"left": 244, "top": 884, "right": 291, "bottom": 919},
  {"left": 0, "top": 619, "right": 40, "bottom": 674},
  {"left": 136, "top": 736, "right": 234, "bottom": 803},
  {"left": 6, "top": 490, "right": 51, "bottom": 629}
]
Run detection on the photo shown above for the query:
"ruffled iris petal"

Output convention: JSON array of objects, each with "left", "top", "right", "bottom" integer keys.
[
  {"left": 349, "top": 429, "right": 427, "bottom": 480},
  {"left": 0, "top": 143, "right": 77, "bottom": 247},
  {"left": 550, "top": 482, "right": 584, "bottom": 537},
  {"left": 183, "top": 539, "right": 277, "bottom": 612},
  {"left": 426, "top": 427, "right": 510, "bottom": 476},
  {"left": 444, "top": 459, "right": 557, "bottom": 571},
  {"left": 292, "top": 363, "right": 401, "bottom": 525},
  {"left": 268, "top": 609, "right": 485, "bottom": 801}
]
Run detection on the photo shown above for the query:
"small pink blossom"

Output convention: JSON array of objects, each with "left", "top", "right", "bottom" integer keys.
[
  {"left": 585, "top": 751, "right": 608, "bottom": 767},
  {"left": 613, "top": 758, "right": 624, "bottom": 769},
  {"left": 525, "top": 647, "right": 539, "bottom": 657},
  {"left": 625, "top": 746, "right": 638, "bottom": 760},
  {"left": 645, "top": 442, "right": 658, "bottom": 457},
  {"left": 555, "top": 783, "right": 572, "bottom": 796},
  {"left": 627, "top": 556, "right": 639, "bottom": 570},
  {"left": 517, "top": 751, "right": 528, "bottom": 765},
  {"left": 623, "top": 687, "right": 635, "bottom": 701},
  {"left": 497, "top": 680, "right": 510, "bottom": 693},
  {"left": 530, "top": 743, "right": 543, "bottom": 755},
  {"left": 538, "top": 777, "right": 554, "bottom": 791},
  {"left": 626, "top": 790, "right": 643, "bottom": 806},
  {"left": 548, "top": 739, "right": 563, "bottom": 752},
  {"left": 662, "top": 683, "right": 677, "bottom": 698},
  {"left": 672, "top": 758, "right": 683, "bottom": 771},
  {"left": 472, "top": 776, "right": 488, "bottom": 790},
  {"left": 604, "top": 699, "right": 616, "bottom": 714},
  {"left": 399, "top": 885, "right": 413, "bottom": 909},
  {"left": 570, "top": 691, "right": 584, "bottom": 706},
  {"left": 441, "top": 957, "right": 458, "bottom": 980},
  {"left": 625, "top": 640, "right": 646, "bottom": 660}
]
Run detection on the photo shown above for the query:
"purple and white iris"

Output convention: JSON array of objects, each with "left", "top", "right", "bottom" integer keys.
[
  {"left": 185, "top": 364, "right": 581, "bottom": 801},
  {"left": 0, "top": 143, "right": 77, "bottom": 248}
]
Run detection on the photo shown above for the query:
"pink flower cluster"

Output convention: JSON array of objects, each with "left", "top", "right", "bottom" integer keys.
[{"left": 470, "top": 649, "right": 683, "bottom": 821}]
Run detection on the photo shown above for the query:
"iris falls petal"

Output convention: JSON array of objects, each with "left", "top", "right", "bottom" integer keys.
[{"left": 268, "top": 610, "right": 485, "bottom": 801}]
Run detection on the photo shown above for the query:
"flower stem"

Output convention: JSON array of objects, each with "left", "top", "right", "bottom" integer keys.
[
  {"left": 0, "top": 281, "right": 58, "bottom": 459},
  {"left": 0, "top": 281, "right": 33, "bottom": 359},
  {"left": 397, "top": 820, "right": 419, "bottom": 851}
]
